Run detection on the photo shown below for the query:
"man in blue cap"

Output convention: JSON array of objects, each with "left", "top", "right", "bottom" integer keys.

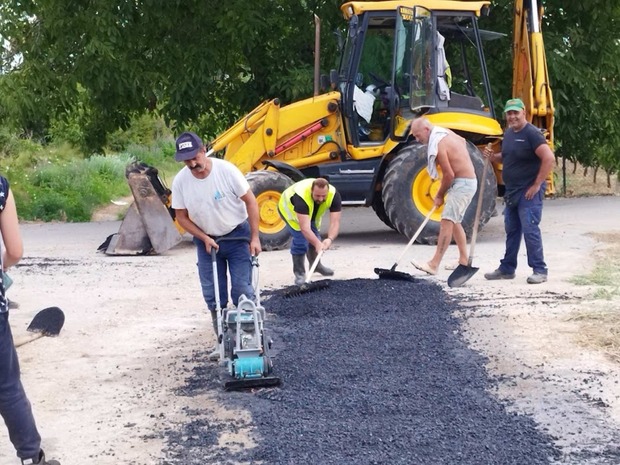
[
  {"left": 171, "top": 131, "right": 261, "bottom": 360},
  {"left": 483, "top": 98, "right": 555, "bottom": 284}
]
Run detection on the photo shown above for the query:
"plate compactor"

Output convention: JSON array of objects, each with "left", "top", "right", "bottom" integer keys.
[{"left": 212, "top": 251, "right": 280, "bottom": 391}]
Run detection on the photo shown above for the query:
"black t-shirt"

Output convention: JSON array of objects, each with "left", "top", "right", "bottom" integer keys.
[
  {"left": 291, "top": 191, "right": 342, "bottom": 222},
  {"left": 501, "top": 123, "right": 547, "bottom": 191}
]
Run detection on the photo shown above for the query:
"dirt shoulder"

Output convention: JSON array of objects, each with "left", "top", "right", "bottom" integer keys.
[{"left": 1, "top": 196, "right": 620, "bottom": 464}]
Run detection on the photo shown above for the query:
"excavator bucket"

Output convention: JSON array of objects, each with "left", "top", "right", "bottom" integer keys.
[{"left": 103, "top": 163, "right": 183, "bottom": 256}]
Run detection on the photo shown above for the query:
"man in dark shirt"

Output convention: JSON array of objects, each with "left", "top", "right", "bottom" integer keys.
[
  {"left": 484, "top": 98, "right": 555, "bottom": 284},
  {"left": 278, "top": 178, "right": 342, "bottom": 284}
]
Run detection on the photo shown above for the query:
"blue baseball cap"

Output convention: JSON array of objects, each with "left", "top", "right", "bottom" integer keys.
[{"left": 174, "top": 131, "right": 203, "bottom": 161}]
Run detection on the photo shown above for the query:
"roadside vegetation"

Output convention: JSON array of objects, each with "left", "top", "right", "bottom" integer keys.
[
  {"left": 0, "top": 115, "right": 180, "bottom": 222},
  {"left": 569, "top": 233, "right": 620, "bottom": 361}
]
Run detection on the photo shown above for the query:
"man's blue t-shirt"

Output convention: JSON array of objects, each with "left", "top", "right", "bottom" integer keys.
[{"left": 502, "top": 123, "right": 547, "bottom": 191}]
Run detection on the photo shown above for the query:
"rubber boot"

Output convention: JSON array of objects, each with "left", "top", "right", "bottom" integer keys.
[
  {"left": 292, "top": 254, "right": 306, "bottom": 285},
  {"left": 306, "top": 249, "right": 334, "bottom": 276}
]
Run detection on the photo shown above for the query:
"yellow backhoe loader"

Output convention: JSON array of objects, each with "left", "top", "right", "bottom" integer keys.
[{"left": 107, "top": 0, "right": 554, "bottom": 254}]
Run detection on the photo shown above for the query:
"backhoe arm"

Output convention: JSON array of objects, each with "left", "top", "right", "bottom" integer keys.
[
  {"left": 512, "top": 0, "right": 555, "bottom": 193},
  {"left": 208, "top": 93, "right": 343, "bottom": 175}
]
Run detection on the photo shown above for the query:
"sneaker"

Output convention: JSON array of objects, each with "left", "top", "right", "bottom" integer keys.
[
  {"left": 22, "top": 450, "right": 60, "bottom": 465},
  {"left": 7, "top": 299, "right": 19, "bottom": 309},
  {"left": 484, "top": 269, "right": 516, "bottom": 280},
  {"left": 527, "top": 273, "right": 548, "bottom": 284}
]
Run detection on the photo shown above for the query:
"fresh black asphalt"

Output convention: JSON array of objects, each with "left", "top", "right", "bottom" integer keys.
[{"left": 163, "top": 278, "right": 559, "bottom": 464}]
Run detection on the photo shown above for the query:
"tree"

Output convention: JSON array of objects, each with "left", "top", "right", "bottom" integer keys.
[
  {"left": 2, "top": 0, "right": 620, "bottom": 174},
  {"left": 0, "top": 0, "right": 343, "bottom": 151}
]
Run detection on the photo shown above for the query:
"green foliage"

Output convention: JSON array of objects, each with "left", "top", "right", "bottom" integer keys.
[
  {"left": 0, "top": 0, "right": 341, "bottom": 150},
  {"left": 0, "top": 133, "right": 182, "bottom": 222},
  {"left": 107, "top": 114, "right": 172, "bottom": 152},
  {"left": 17, "top": 154, "right": 132, "bottom": 222},
  {"left": 1, "top": 0, "right": 619, "bottom": 178}
]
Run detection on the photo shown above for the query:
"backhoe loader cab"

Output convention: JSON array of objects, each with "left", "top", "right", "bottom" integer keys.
[{"left": 337, "top": 3, "right": 502, "bottom": 147}]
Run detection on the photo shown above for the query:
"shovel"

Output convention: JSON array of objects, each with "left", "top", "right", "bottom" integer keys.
[
  {"left": 374, "top": 206, "right": 436, "bottom": 281},
  {"left": 15, "top": 307, "right": 65, "bottom": 348},
  {"left": 447, "top": 155, "right": 490, "bottom": 288}
]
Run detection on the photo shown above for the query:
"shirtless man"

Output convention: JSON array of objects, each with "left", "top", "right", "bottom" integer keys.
[{"left": 409, "top": 117, "right": 477, "bottom": 276}]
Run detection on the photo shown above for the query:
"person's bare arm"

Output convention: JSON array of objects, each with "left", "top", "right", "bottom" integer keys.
[
  {"left": 434, "top": 142, "right": 455, "bottom": 207},
  {"left": 240, "top": 190, "right": 262, "bottom": 256},
  {"left": 323, "top": 211, "right": 342, "bottom": 250},
  {"left": 174, "top": 209, "right": 218, "bottom": 253},
  {"left": 1, "top": 189, "right": 23, "bottom": 270},
  {"left": 298, "top": 213, "right": 323, "bottom": 251},
  {"left": 525, "top": 143, "right": 555, "bottom": 200},
  {"left": 483, "top": 145, "right": 502, "bottom": 163}
]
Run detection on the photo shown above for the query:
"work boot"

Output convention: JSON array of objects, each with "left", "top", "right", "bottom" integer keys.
[
  {"left": 208, "top": 345, "right": 220, "bottom": 361},
  {"left": 484, "top": 269, "right": 515, "bottom": 280},
  {"left": 306, "top": 249, "right": 334, "bottom": 276},
  {"left": 527, "top": 272, "right": 548, "bottom": 284},
  {"left": 22, "top": 450, "right": 60, "bottom": 465},
  {"left": 292, "top": 254, "right": 306, "bottom": 285}
]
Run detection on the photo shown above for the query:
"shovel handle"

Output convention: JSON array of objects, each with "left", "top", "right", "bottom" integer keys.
[
  {"left": 15, "top": 332, "right": 45, "bottom": 348},
  {"left": 394, "top": 206, "right": 437, "bottom": 267},
  {"left": 305, "top": 249, "right": 324, "bottom": 283},
  {"left": 468, "top": 150, "right": 491, "bottom": 265}
]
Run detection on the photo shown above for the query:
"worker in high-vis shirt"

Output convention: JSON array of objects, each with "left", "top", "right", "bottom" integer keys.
[{"left": 278, "top": 178, "right": 342, "bottom": 285}]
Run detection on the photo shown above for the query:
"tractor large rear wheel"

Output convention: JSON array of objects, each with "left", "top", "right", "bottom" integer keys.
[
  {"left": 246, "top": 171, "right": 294, "bottom": 251},
  {"left": 382, "top": 142, "right": 497, "bottom": 244},
  {"left": 371, "top": 191, "right": 396, "bottom": 230}
]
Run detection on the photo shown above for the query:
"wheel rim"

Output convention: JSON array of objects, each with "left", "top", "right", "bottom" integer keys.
[
  {"left": 412, "top": 167, "right": 443, "bottom": 222},
  {"left": 256, "top": 190, "right": 285, "bottom": 234}
]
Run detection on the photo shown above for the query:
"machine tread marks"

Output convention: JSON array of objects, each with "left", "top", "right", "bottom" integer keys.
[
  {"left": 246, "top": 170, "right": 294, "bottom": 251},
  {"left": 382, "top": 142, "right": 497, "bottom": 244}
]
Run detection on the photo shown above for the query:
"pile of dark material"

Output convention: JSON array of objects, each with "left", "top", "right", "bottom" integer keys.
[{"left": 163, "top": 278, "right": 559, "bottom": 465}]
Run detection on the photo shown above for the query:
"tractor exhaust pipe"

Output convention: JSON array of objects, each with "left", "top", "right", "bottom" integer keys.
[{"left": 314, "top": 14, "right": 321, "bottom": 96}]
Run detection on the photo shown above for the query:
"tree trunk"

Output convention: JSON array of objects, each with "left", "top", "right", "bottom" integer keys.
[{"left": 593, "top": 166, "right": 598, "bottom": 183}]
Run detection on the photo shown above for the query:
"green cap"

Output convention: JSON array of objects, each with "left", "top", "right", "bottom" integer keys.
[{"left": 504, "top": 98, "right": 525, "bottom": 113}]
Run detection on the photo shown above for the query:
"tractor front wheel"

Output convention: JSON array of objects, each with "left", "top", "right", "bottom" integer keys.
[{"left": 246, "top": 171, "right": 294, "bottom": 251}]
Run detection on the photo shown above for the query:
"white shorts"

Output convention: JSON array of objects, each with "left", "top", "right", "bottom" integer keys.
[{"left": 442, "top": 178, "right": 477, "bottom": 223}]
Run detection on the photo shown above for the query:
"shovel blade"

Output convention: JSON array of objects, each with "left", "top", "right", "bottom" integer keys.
[
  {"left": 374, "top": 268, "right": 418, "bottom": 282},
  {"left": 447, "top": 265, "right": 479, "bottom": 288},
  {"left": 26, "top": 306, "right": 65, "bottom": 336}
]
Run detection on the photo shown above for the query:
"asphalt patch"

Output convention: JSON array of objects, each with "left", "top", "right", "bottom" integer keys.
[{"left": 162, "top": 278, "right": 559, "bottom": 464}]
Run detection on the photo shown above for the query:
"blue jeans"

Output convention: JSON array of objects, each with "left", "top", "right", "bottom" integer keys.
[
  {"left": 0, "top": 312, "right": 42, "bottom": 461},
  {"left": 499, "top": 187, "right": 547, "bottom": 275},
  {"left": 287, "top": 223, "right": 321, "bottom": 255},
  {"left": 194, "top": 221, "right": 254, "bottom": 335}
]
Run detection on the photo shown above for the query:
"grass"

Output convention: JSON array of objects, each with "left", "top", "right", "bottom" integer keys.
[
  {"left": 569, "top": 232, "right": 620, "bottom": 361},
  {"left": 0, "top": 127, "right": 179, "bottom": 222},
  {"left": 555, "top": 157, "right": 620, "bottom": 197}
]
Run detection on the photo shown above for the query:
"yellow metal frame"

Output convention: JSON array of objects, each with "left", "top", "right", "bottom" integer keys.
[{"left": 341, "top": 0, "right": 491, "bottom": 17}]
